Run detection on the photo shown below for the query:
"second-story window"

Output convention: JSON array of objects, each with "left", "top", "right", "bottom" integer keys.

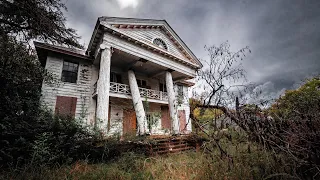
[
  {"left": 110, "top": 72, "right": 122, "bottom": 83},
  {"left": 159, "top": 83, "right": 167, "bottom": 92},
  {"left": 137, "top": 79, "right": 147, "bottom": 88},
  {"left": 61, "top": 61, "right": 78, "bottom": 83},
  {"left": 177, "top": 85, "right": 184, "bottom": 96}
]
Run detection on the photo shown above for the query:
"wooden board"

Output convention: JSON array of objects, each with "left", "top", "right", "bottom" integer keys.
[
  {"left": 178, "top": 110, "right": 186, "bottom": 132},
  {"left": 123, "top": 109, "right": 137, "bottom": 135},
  {"left": 161, "top": 105, "right": 171, "bottom": 130},
  {"left": 55, "top": 96, "right": 77, "bottom": 117}
]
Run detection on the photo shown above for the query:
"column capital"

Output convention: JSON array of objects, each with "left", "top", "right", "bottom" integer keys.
[
  {"left": 94, "top": 42, "right": 112, "bottom": 59},
  {"left": 99, "top": 43, "right": 111, "bottom": 50}
]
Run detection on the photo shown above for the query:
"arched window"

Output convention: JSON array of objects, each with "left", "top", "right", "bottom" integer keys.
[{"left": 153, "top": 38, "right": 168, "bottom": 50}]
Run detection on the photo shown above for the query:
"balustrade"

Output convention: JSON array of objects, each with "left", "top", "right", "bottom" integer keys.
[{"left": 93, "top": 82, "right": 168, "bottom": 101}]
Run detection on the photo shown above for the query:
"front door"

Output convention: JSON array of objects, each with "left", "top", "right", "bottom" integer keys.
[{"left": 123, "top": 109, "right": 137, "bottom": 136}]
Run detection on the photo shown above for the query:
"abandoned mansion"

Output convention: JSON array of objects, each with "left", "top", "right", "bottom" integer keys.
[{"left": 34, "top": 17, "right": 203, "bottom": 136}]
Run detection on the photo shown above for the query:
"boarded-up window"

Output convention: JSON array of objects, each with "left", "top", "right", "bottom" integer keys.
[
  {"left": 123, "top": 109, "right": 137, "bottom": 135},
  {"left": 178, "top": 110, "right": 186, "bottom": 132},
  {"left": 161, "top": 106, "right": 171, "bottom": 129},
  {"left": 55, "top": 96, "right": 77, "bottom": 117}
]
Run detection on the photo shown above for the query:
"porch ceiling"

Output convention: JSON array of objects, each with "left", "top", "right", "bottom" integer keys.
[{"left": 111, "top": 49, "right": 193, "bottom": 80}]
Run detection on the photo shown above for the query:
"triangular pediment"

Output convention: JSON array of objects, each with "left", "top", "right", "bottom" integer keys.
[{"left": 96, "top": 17, "right": 202, "bottom": 68}]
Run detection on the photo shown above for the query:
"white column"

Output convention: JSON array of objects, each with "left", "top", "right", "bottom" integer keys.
[
  {"left": 128, "top": 70, "right": 149, "bottom": 135},
  {"left": 96, "top": 44, "right": 111, "bottom": 135},
  {"left": 165, "top": 71, "right": 179, "bottom": 134}
]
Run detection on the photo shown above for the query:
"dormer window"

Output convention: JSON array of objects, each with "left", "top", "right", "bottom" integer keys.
[{"left": 153, "top": 38, "right": 168, "bottom": 50}]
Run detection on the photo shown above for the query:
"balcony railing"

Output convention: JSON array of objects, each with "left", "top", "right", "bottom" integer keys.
[
  {"left": 110, "top": 82, "right": 130, "bottom": 95},
  {"left": 93, "top": 82, "right": 168, "bottom": 101}
]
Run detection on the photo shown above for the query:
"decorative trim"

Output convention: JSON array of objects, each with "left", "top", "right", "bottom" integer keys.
[
  {"left": 151, "top": 37, "right": 169, "bottom": 51},
  {"left": 34, "top": 41, "right": 92, "bottom": 61},
  {"left": 99, "top": 22, "right": 200, "bottom": 68},
  {"left": 95, "top": 17, "right": 203, "bottom": 67},
  {"left": 103, "top": 33, "right": 196, "bottom": 77}
]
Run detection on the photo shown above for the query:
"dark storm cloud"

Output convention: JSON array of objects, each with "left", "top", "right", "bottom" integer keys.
[{"left": 64, "top": 0, "right": 320, "bottom": 98}]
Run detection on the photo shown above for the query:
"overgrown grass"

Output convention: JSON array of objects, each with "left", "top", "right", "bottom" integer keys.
[{"left": 0, "top": 139, "right": 297, "bottom": 180}]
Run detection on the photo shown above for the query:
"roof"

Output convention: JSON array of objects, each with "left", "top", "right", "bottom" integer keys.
[
  {"left": 176, "top": 80, "right": 195, "bottom": 87},
  {"left": 87, "top": 16, "right": 203, "bottom": 69},
  {"left": 34, "top": 42, "right": 93, "bottom": 66}
]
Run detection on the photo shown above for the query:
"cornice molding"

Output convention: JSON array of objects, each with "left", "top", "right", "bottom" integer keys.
[
  {"left": 87, "top": 17, "right": 203, "bottom": 69},
  {"left": 103, "top": 33, "right": 196, "bottom": 78}
]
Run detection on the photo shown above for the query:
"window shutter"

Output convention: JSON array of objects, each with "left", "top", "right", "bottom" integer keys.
[{"left": 55, "top": 96, "right": 77, "bottom": 117}]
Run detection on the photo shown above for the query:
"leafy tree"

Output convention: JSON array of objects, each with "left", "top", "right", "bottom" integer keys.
[
  {"left": 0, "top": 0, "right": 82, "bottom": 48},
  {"left": 270, "top": 77, "right": 320, "bottom": 120},
  {"left": 0, "top": 0, "right": 82, "bottom": 166},
  {"left": 0, "top": 36, "right": 43, "bottom": 123},
  {"left": 193, "top": 108, "right": 223, "bottom": 123}
]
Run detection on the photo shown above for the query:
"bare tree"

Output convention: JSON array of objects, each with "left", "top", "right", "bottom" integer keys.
[
  {"left": 196, "top": 41, "right": 251, "bottom": 107},
  {"left": 189, "top": 41, "right": 251, "bottom": 164},
  {"left": 192, "top": 41, "right": 320, "bottom": 178}
]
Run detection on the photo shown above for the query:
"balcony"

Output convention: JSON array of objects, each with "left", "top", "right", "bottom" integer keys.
[{"left": 93, "top": 82, "right": 168, "bottom": 102}]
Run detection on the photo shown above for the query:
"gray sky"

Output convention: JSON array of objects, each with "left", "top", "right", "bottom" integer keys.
[{"left": 64, "top": 0, "right": 320, "bottom": 100}]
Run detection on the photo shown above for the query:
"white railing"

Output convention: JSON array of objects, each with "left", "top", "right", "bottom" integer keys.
[
  {"left": 93, "top": 81, "right": 168, "bottom": 101},
  {"left": 110, "top": 82, "right": 131, "bottom": 95},
  {"left": 161, "top": 91, "right": 168, "bottom": 101}
]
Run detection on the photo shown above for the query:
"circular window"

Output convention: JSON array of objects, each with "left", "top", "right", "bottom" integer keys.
[{"left": 153, "top": 38, "right": 168, "bottom": 50}]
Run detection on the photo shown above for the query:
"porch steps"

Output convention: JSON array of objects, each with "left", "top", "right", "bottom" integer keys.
[{"left": 148, "top": 136, "right": 196, "bottom": 155}]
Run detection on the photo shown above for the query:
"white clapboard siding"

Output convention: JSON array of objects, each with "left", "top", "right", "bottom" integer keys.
[
  {"left": 41, "top": 55, "right": 92, "bottom": 120},
  {"left": 118, "top": 28, "right": 188, "bottom": 61},
  {"left": 108, "top": 106, "right": 123, "bottom": 136}
]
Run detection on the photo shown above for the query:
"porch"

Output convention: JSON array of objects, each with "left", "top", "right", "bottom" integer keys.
[{"left": 93, "top": 46, "right": 193, "bottom": 135}]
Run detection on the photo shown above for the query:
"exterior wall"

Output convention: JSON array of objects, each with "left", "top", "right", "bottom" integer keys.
[
  {"left": 41, "top": 53, "right": 192, "bottom": 135},
  {"left": 88, "top": 65, "right": 99, "bottom": 125},
  {"left": 41, "top": 53, "right": 92, "bottom": 124},
  {"left": 108, "top": 105, "right": 123, "bottom": 136}
]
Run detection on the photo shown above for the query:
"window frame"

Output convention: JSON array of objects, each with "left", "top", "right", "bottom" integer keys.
[
  {"left": 152, "top": 38, "right": 168, "bottom": 51},
  {"left": 61, "top": 60, "right": 79, "bottom": 84},
  {"left": 110, "top": 72, "right": 122, "bottom": 83},
  {"left": 177, "top": 85, "right": 184, "bottom": 96},
  {"left": 159, "top": 83, "right": 167, "bottom": 92},
  {"left": 55, "top": 96, "right": 77, "bottom": 117},
  {"left": 137, "top": 79, "right": 147, "bottom": 88}
]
